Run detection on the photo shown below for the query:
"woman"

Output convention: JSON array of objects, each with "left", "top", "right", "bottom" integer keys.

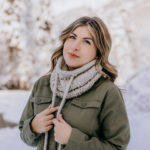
[{"left": 19, "top": 16, "right": 130, "bottom": 150}]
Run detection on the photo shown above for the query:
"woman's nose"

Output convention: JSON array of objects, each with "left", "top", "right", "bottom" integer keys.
[{"left": 71, "top": 40, "right": 80, "bottom": 51}]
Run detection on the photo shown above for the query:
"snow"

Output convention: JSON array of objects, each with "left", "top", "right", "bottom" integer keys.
[
  {"left": 0, "top": 90, "right": 30, "bottom": 123},
  {"left": 0, "top": 0, "right": 150, "bottom": 149},
  {"left": 50, "top": 0, "right": 113, "bottom": 15},
  {"left": 0, "top": 127, "right": 36, "bottom": 150},
  {"left": 128, "top": 113, "right": 150, "bottom": 150},
  {"left": 0, "top": 90, "right": 34, "bottom": 150},
  {"left": 0, "top": 0, "right": 149, "bottom": 89}
]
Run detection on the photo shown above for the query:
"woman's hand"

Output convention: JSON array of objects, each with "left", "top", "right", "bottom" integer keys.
[
  {"left": 52, "top": 114, "right": 72, "bottom": 145},
  {"left": 31, "top": 104, "right": 59, "bottom": 134}
]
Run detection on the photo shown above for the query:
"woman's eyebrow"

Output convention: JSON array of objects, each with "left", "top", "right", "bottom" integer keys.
[
  {"left": 71, "top": 32, "right": 77, "bottom": 37},
  {"left": 83, "top": 37, "right": 93, "bottom": 41},
  {"left": 71, "top": 32, "right": 93, "bottom": 41}
]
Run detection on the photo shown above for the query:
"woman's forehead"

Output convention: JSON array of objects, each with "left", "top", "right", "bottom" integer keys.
[{"left": 71, "top": 26, "right": 94, "bottom": 39}]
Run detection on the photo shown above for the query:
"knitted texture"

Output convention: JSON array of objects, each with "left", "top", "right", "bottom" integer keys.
[{"left": 50, "top": 56, "right": 102, "bottom": 99}]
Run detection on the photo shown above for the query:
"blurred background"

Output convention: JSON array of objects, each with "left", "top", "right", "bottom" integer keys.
[{"left": 0, "top": 0, "right": 150, "bottom": 149}]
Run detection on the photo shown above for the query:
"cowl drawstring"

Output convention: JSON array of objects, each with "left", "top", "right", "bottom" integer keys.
[
  {"left": 44, "top": 73, "right": 58, "bottom": 150},
  {"left": 44, "top": 73, "right": 74, "bottom": 150},
  {"left": 57, "top": 75, "right": 74, "bottom": 150},
  {"left": 56, "top": 76, "right": 74, "bottom": 117}
]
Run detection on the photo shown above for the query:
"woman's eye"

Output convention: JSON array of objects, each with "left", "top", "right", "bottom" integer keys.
[
  {"left": 69, "top": 35, "right": 75, "bottom": 39},
  {"left": 85, "top": 40, "right": 91, "bottom": 45}
]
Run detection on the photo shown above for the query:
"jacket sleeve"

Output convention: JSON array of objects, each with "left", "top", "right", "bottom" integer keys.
[
  {"left": 63, "top": 86, "right": 130, "bottom": 150},
  {"left": 18, "top": 80, "right": 41, "bottom": 146}
]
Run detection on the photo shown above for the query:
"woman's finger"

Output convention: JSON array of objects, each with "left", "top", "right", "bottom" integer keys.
[
  {"left": 45, "top": 114, "right": 55, "bottom": 121},
  {"left": 45, "top": 120, "right": 53, "bottom": 126},
  {"left": 44, "top": 106, "right": 59, "bottom": 115},
  {"left": 44, "top": 125, "right": 53, "bottom": 132}
]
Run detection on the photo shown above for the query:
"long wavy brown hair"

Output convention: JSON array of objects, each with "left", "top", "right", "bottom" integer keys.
[{"left": 47, "top": 16, "right": 118, "bottom": 82}]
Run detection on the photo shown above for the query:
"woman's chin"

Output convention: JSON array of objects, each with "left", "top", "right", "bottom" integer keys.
[{"left": 66, "top": 64, "right": 81, "bottom": 70}]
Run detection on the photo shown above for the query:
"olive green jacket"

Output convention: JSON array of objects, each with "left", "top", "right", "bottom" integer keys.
[{"left": 19, "top": 74, "right": 130, "bottom": 150}]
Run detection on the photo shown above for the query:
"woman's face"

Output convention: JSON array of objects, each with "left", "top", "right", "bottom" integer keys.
[{"left": 63, "top": 26, "right": 97, "bottom": 70}]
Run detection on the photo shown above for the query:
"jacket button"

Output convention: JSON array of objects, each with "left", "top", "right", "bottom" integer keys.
[
  {"left": 37, "top": 98, "right": 41, "bottom": 103},
  {"left": 81, "top": 103, "right": 87, "bottom": 107}
]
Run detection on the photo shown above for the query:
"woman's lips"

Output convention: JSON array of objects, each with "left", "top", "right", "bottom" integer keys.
[{"left": 68, "top": 52, "right": 79, "bottom": 58}]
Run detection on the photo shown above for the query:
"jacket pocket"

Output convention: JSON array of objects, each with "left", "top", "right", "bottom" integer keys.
[
  {"left": 31, "top": 97, "right": 52, "bottom": 115},
  {"left": 69, "top": 100, "right": 101, "bottom": 135}
]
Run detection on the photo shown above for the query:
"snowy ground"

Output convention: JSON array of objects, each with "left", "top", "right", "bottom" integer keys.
[
  {"left": 0, "top": 90, "right": 35, "bottom": 150},
  {"left": 0, "top": 89, "right": 150, "bottom": 150}
]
